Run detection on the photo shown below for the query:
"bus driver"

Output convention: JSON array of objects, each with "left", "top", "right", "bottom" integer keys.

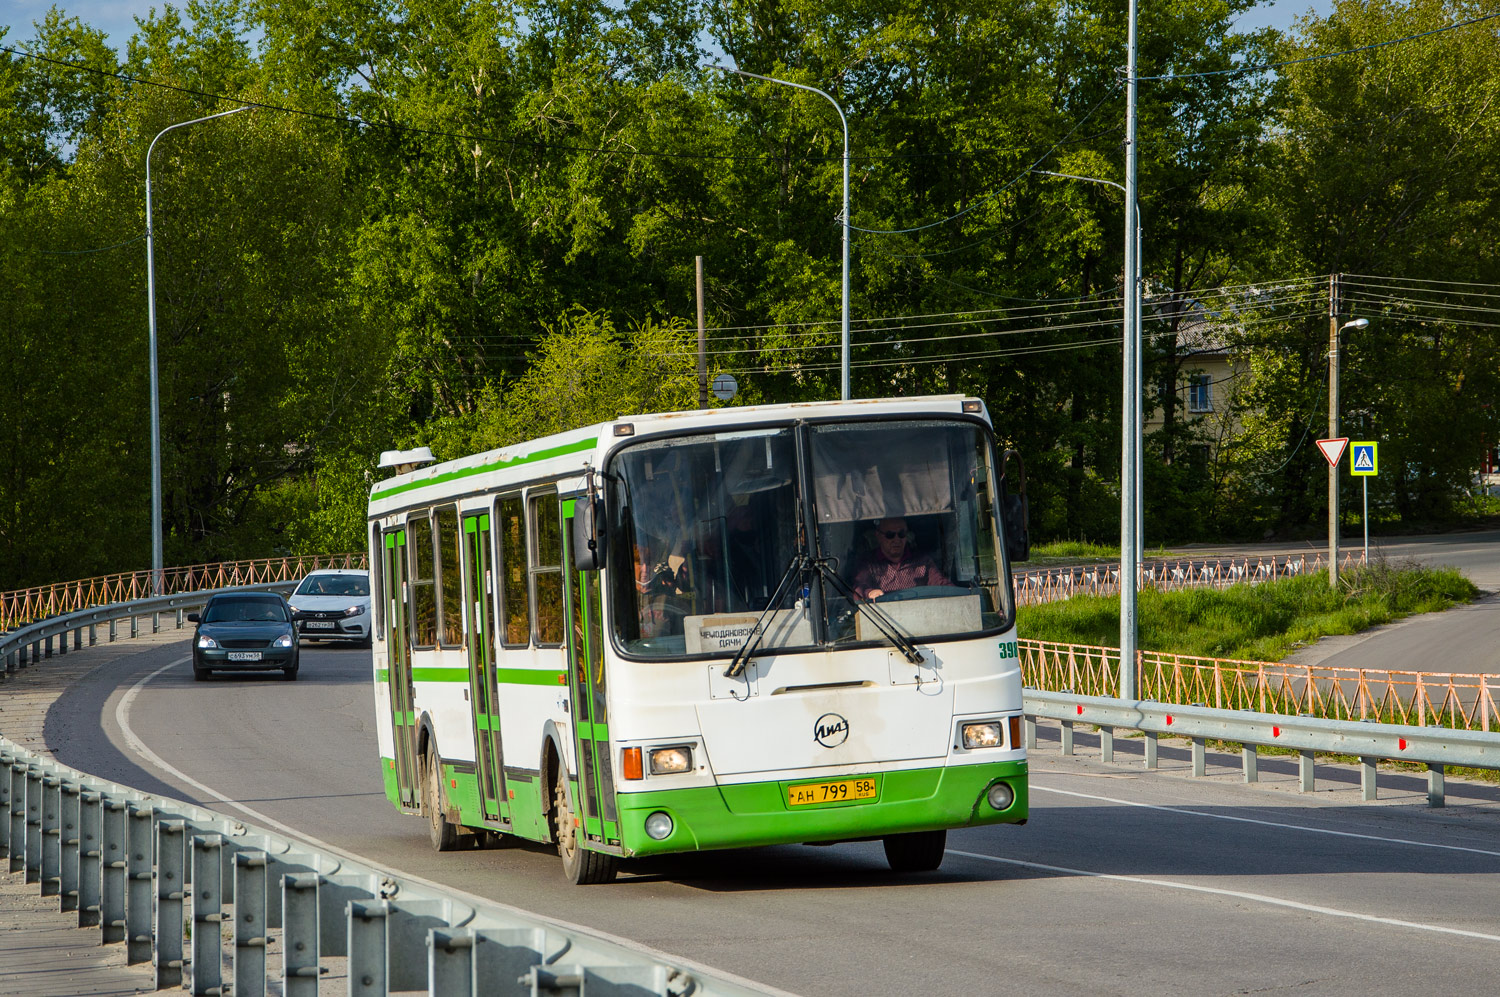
[{"left": 851, "top": 516, "right": 951, "bottom": 600}]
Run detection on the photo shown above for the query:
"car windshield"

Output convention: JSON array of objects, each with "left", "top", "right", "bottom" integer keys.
[
  {"left": 294, "top": 574, "right": 370, "bottom": 597},
  {"left": 203, "top": 598, "right": 289, "bottom": 623},
  {"left": 609, "top": 419, "right": 1011, "bottom": 659}
]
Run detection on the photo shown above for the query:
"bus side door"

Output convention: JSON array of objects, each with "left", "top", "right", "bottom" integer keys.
[
  {"left": 462, "top": 512, "right": 510, "bottom": 825},
  {"left": 384, "top": 528, "right": 419, "bottom": 810},
  {"left": 562, "top": 499, "right": 621, "bottom": 852}
]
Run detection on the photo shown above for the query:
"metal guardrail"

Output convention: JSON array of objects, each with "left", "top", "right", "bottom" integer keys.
[
  {"left": 1025, "top": 690, "right": 1500, "bottom": 808},
  {"left": 0, "top": 590, "right": 776, "bottom": 996},
  {"left": 1014, "top": 551, "right": 1364, "bottom": 606},
  {"left": 1021, "top": 639, "right": 1500, "bottom": 733},
  {"left": 0, "top": 552, "right": 367, "bottom": 630},
  {"left": 0, "top": 737, "right": 768, "bottom": 996}
]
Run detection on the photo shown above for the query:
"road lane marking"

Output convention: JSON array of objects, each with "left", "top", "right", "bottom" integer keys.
[
  {"left": 1033, "top": 784, "right": 1500, "bottom": 859},
  {"left": 947, "top": 849, "right": 1500, "bottom": 943},
  {"left": 116, "top": 657, "right": 798, "bottom": 997}
]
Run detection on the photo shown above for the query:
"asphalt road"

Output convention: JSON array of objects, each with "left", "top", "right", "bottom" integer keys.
[{"left": 46, "top": 632, "right": 1500, "bottom": 996}]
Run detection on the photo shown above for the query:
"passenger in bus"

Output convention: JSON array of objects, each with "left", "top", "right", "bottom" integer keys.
[
  {"left": 634, "top": 534, "right": 689, "bottom": 637},
  {"left": 851, "top": 516, "right": 951, "bottom": 600}
]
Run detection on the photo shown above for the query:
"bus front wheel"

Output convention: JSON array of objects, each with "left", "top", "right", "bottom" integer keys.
[
  {"left": 552, "top": 771, "right": 618, "bottom": 885},
  {"left": 883, "top": 829, "right": 947, "bottom": 873}
]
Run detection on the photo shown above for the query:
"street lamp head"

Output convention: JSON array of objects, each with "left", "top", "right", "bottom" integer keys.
[{"left": 1341, "top": 318, "right": 1369, "bottom": 331}]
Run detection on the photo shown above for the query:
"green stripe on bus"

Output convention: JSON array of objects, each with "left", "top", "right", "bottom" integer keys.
[
  {"left": 411, "top": 667, "right": 469, "bottom": 682},
  {"left": 370, "top": 436, "right": 599, "bottom": 501},
  {"left": 496, "top": 668, "right": 568, "bottom": 686}
]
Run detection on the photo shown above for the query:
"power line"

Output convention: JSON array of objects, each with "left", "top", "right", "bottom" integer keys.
[{"left": 1137, "top": 11, "right": 1500, "bottom": 82}]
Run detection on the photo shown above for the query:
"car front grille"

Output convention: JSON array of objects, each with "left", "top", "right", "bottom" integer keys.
[{"left": 220, "top": 639, "right": 270, "bottom": 649}]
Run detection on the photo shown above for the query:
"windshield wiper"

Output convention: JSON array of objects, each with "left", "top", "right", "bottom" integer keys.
[
  {"left": 814, "top": 561, "right": 925, "bottom": 665},
  {"left": 723, "top": 552, "right": 807, "bottom": 679}
]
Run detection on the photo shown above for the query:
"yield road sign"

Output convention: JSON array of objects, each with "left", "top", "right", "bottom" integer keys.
[
  {"left": 1351, "top": 441, "right": 1378, "bottom": 476},
  {"left": 1316, "top": 437, "right": 1349, "bottom": 467}
]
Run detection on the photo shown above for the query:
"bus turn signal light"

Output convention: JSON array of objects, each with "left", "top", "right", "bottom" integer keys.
[{"left": 622, "top": 747, "right": 643, "bottom": 780}]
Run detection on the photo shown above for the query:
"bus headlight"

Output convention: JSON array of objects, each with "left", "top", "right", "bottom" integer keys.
[
  {"left": 649, "top": 746, "right": 692, "bottom": 775},
  {"left": 644, "top": 811, "right": 674, "bottom": 840},
  {"left": 962, "top": 721, "right": 1003, "bottom": 749},
  {"left": 986, "top": 781, "right": 1015, "bottom": 812}
]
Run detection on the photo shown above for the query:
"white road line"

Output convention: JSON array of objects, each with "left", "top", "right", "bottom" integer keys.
[
  {"left": 947, "top": 849, "right": 1500, "bottom": 943},
  {"left": 1031, "top": 783, "right": 1500, "bottom": 858},
  {"left": 116, "top": 657, "right": 799, "bottom": 997}
]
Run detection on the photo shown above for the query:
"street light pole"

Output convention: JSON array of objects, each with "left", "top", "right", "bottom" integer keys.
[
  {"left": 1327, "top": 314, "right": 1368, "bottom": 589},
  {"left": 145, "top": 104, "right": 254, "bottom": 595},
  {"left": 707, "top": 66, "right": 851, "bottom": 400},
  {"left": 1121, "top": 0, "right": 1141, "bottom": 700}
]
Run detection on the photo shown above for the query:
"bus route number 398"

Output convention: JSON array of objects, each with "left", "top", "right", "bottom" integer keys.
[{"left": 787, "top": 777, "right": 878, "bottom": 807}]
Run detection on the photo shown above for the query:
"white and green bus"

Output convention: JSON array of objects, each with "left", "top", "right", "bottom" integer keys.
[{"left": 366, "top": 395, "right": 1031, "bottom": 884}]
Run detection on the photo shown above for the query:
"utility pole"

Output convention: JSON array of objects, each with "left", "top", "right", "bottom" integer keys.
[
  {"left": 1119, "top": 0, "right": 1140, "bottom": 701},
  {"left": 1328, "top": 274, "right": 1339, "bottom": 589},
  {"left": 696, "top": 256, "right": 707, "bottom": 409}
]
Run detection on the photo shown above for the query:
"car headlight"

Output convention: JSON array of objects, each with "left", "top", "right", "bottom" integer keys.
[
  {"left": 961, "top": 721, "right": 1003, "bottom": 749},
  {"left": 649, "top": 746, "right": 693, "bottom": 775},
  {"left": 196, "top": 635, "right": 218, "bottom": 649},
  {"left": 343, "top": 605, "right": 365, "bottom": 617},
  {"left": 273, "top": 633, "right": 294, "bottom": 648}
]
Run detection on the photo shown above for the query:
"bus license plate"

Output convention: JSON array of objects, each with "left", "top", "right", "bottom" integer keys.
[
  {"left": 305, "top": 621, "right": 335, "bottom": 629},
  {"left": 227, "top": 651, "right": 262, "bottom": 662},
  {"left": 787, "top": 778, "right": 877, "bottom": 807}
]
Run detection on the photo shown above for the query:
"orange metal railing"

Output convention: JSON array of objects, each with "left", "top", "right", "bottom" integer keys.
[
  {"left": 0, "top": 553, "right": 367, "bottom": 630},
  {"left": 1021, "top": 638, "right": 1500, "bottom": 733}
]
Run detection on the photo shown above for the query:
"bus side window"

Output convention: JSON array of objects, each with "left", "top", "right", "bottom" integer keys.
[
  {"left": 530, "top": 490, "right": 564, "bottom": 646},
  {"left": 369, "top": 522, "right": 384, "bottom": 641},
  {"left": 499, "top": 494, "right": 530, "bottom": 646},
  {"left": 436, "top": 506, "right": 463, "bottom": 647},
  {"left": 409, "top": 514, "right": 438, "bottom": 648}
]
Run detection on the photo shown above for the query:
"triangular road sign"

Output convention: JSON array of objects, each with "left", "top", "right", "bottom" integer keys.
[
  {"left": 1353, "top": 449, "right": 1373, "bottom": 470},
  {"left": 1316, "top": 437, "right": 1349, "bottom": 467}
]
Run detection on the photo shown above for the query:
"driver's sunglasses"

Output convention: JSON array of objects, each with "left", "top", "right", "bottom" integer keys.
[{"left": 879, "top": 529, "right": 909, "bottom": 539}]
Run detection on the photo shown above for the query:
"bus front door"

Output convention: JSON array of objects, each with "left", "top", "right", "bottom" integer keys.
[
  {"left": 563, "top": 505, "right": 621, "bottom": 851},
  {"left": 384, "top": 528, "right": 419, "bottom": 810},
  {"left": 462, "top": 513, "right": 510, "bottom": 825}
]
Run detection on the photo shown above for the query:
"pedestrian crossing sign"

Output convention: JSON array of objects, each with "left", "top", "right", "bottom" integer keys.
[{"left": 1350, "top": 441, "right": 1378, "bottom": 476}]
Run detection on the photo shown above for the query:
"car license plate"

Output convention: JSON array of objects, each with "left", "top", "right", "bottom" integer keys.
[
  {"left": 305, "top": 621, "right": 335, "bottom": 629},
  {"left": 787, "top": 777, "right": 878, "bottom": 807},
  {"left": 226, "top": 651, "right": 262, "bottom": 662}
]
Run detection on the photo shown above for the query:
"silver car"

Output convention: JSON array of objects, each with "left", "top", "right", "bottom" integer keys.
[{"left": 288, "top": 569, "right": 372, "bottom": 647}]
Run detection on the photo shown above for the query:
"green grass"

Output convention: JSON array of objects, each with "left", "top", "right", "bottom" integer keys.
[
  {"left": 1017, "top": 561, "right": 1477, "bottom": 662},
  {"left": 1027, "top": 540, "right": 1181, "bottom": 563},
  {"left": 1028, "top": 539, "right": 1120, "bottom": 560}
]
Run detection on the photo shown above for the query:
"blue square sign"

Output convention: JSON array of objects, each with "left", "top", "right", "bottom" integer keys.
[{"left": 1350, "top": 441, "right": 1378, "bottom": 476}]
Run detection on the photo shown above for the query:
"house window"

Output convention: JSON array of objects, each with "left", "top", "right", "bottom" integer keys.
[{"left": 1187, "top": 374, "right": 1212, "bottom": 413}]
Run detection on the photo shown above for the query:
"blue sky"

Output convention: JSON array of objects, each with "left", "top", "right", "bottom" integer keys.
[{"left": 5, "top": 1, "right": 1338, "bottom": 52}]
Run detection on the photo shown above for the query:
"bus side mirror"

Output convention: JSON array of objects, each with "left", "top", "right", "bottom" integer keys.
[
  {"left": 572, "top": 497, "right": 607, "bottom": 571},
  {"left": 1000, "top": 448, "right": 1030, "bottom": 562}
]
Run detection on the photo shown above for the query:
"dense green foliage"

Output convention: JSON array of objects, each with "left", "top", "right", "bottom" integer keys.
[
  {"left": 3, "top": 1, "right": 1500, "bottom": 587},
  {"left": 1018, "top": 561, "right": 1478, "bottom": 661}
]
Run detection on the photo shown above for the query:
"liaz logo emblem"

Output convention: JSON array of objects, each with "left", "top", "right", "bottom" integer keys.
[{"left": 814, "top": 713, "right": 849, "bottom": 748}]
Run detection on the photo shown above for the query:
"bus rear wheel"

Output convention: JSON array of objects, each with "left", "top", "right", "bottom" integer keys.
[
  {"left": 552, "top": 771, "right": 617, "bottom": 885},
  {"left": 422, "top": 745, "right": 459, "bottom": 852},
  {"left": 883, "top": 829, "right": 947, "bottom": 873}
]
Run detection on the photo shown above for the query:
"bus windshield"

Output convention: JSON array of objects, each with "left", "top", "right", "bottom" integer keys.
[{"left": 609, "top": 419, "right": 1010, "bottom": 658}]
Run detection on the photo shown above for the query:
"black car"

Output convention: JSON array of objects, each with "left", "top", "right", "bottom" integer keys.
[{"left": 188, "top": 592, "right": 301, "bottom": 681}]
